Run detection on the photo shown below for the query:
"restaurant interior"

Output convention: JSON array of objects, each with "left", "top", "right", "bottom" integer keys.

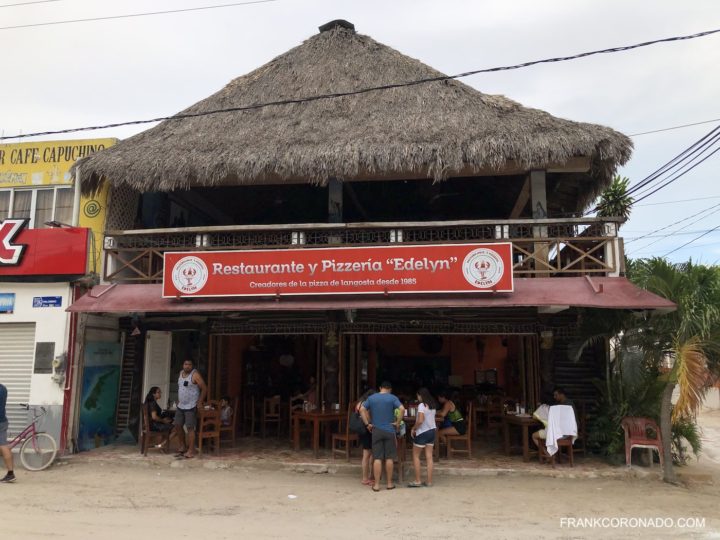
[{"left": 142, "top": 329, "right": 549, "bottom": 462}]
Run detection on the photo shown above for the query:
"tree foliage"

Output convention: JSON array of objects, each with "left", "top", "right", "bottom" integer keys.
[{"left": 597, "top": 175, "right": 634, "bottom": 221}]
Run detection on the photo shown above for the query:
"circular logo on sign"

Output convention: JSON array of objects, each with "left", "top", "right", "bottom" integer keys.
[
  {"left": 462, "top": 248, "right": 505, "bottom": 289},
  {"left": 83, "top": 199, "right": 102, "bottom": 218},
  {"left": 171, "top": 256, "right": 209, "bottom": 294}
]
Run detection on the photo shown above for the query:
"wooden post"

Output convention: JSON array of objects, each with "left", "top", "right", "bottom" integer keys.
[
  {"left": 530, "top": 170, "right": 549, "bottom": 274},
  {"left": 328, "top": 178, "right": 343, "bottom": 223},
  {"left": 323, "top": 327, "right": 340, "bottom": 406}
]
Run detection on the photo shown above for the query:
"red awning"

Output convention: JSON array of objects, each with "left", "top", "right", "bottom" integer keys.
[{"left": 67, "top": 277, "right": 675, "bottom": 314}]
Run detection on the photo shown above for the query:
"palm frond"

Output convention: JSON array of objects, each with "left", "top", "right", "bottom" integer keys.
[{"left": 672, "top": 337, "right": 710, "bottom": 421}]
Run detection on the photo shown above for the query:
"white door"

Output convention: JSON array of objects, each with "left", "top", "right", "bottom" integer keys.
[
  {"left": 0, "top": 323, "right": 35, "bottom": 436},
  {"left": 142, "top": 331, "right": 172, "bottom": 408}
]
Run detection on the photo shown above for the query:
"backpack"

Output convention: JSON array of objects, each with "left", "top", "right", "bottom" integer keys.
[{"left": 349, "top": 410, "right": 367, "bottom": 435}]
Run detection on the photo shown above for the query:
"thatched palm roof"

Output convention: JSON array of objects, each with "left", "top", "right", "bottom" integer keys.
[{"left": 76, "top": 20, "right": 632, "bottom": 199}]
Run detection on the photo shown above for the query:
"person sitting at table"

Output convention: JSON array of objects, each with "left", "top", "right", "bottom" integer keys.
[
  {"left": 436, "top": 389, "right": 466, "bottom": 443},
  {"left": 219, "top": 396, "right": 233, "bottom": 427},
  {"left": 291, "top": 376, "right": 317, "bottom": 407},
  {"left": 408, "top": 387, "right": 437, "bottom": 488},
  {"left": 531, "top": 387, "right": 575, "bottom": 450},
  {"left": 355, "top": 389, "right": 376, "bottom": 486},
  {"left": 144, "top": 387, "right": 174, "bottom": 433}
]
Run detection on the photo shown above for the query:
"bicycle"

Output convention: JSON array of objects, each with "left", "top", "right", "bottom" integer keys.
[{"left": 6, "top": 404, "right": 58, "bottom": 471}]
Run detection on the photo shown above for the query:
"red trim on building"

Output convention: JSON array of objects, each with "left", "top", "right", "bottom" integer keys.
[{"left": 68, "top": 277, "right": 675, "bottom": 313}]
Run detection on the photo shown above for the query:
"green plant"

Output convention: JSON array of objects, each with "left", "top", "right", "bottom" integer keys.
[
  {"left": 598, "top": 175, "right": 634, "bottom": 222},
  {"left": 671, "top": 416, "right": 702, "bottom": 465},
  {"left": 588, "top": 361, "right": 664, "bottom": 458}
]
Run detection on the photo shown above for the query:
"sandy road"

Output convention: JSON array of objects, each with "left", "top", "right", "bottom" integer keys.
[{"left": 0, "top": 459, "right": 718, "bottom": 540}]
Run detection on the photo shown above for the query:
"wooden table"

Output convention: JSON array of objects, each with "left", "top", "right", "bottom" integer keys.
[
  {"left": 292, "top": 410, "right": 345, "bottom": 458},
  {"left": 502, "top": 413, "right": 542, "bottom": 462}
]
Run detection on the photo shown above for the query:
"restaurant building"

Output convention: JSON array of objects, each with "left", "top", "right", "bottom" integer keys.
[
  {"left": 66, "top": 21, "right": 673, "bottom": 452},
  {"left": 0, "top": 139, "right": 115, "bottom": 447}
]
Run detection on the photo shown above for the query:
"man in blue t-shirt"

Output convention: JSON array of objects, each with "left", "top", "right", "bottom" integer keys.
[
  {"left": 360, "top": 381, "right": 404, "bottom": 491},
  {"left": 0, "top": 383, "right": 16, "bottom": 483}
]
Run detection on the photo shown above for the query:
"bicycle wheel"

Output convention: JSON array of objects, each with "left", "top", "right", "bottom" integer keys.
[{"left": 19, "top": 432, "right": 58, "bottom": 471}]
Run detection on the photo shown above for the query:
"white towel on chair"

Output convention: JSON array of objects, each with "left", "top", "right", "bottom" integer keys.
[{"left": 545, "top": 405, "right": 577, "bottom": 456}]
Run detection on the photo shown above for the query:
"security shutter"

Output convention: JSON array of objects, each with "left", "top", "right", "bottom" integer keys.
[{"left": 0, "top": 323, "right": 36, "bottom": 436}]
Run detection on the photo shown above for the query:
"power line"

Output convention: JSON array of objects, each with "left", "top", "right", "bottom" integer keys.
[
  {"left": 635, "top": 195, "right": 720, "bottom": 207},
  {"left": 627, "top": 229, "right": 719, "bottom": 240},
  {"left": 587, "top": 125, "right": 720, "bottom": 215},
  {"left": 631, "top": 144, "right": 720, "bottom": 205},
  {"left": 663, "top": 223, "right": 720, "bottom": 257},
  {"left": 627, "top": 125, "right": 720, "bottom": 198},
  {"left": 0, "top": 0, "right": 60, "bottom": 7},
  {"left": 635, "top": 239, "right": 720, "bottom": 257},
  {"left": 626, "top": 205, "right": 720, "bottom": 254},
  {"left": 628, "top": 117, "right": 720, "bottom": 137},
  {"left": 628, "top": 210, "right": 720, "bottom": 253},
  {"left": 0, "top": 0, "right": 280, "bottom": 31},
  {"left": 2, "top": 26, "right": 720, "bottom": 140},
  {"left": 626, "top": 202, "right": 720, "bottom": 244}
]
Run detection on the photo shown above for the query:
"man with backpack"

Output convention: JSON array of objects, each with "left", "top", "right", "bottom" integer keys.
[{"left": 360, "top": 381, "right": 404, "bottom": 492}]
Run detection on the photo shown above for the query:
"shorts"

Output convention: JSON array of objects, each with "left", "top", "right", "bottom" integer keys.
[
  {"left": 371, "top": 428, "right": 397, "bottom": 461},
  {"left": 0, "top": 421, "right": 8, "bottom": 446},
  {"left": 358, "top": 429, "right": 372, "bottom": 450},
  {"left": 151, "top": 421, "right": 173, "bottom": 433},
  {"left": 173, "top": 407, "right": 197, "bottom": 430},
  {"left": 535, "top": 429, "right": 547, "bottom": 439},
  {"left": 452, "top": 420, "right": 467, "bottom": 436},
  {"left": 412, "top": 429, "right": 436, "bottom": 448}
]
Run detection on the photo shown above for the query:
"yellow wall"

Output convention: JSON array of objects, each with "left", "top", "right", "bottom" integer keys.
[{"left": 0, "top": 138, "right": 117, "bottom": 274}]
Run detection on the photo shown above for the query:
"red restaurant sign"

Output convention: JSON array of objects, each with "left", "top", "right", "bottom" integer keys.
[{"left": 162, "top": 243, "right": 513, "bottom": 298}]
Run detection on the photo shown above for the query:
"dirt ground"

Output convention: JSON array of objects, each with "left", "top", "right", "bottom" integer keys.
[{"left": 1, "top": 410, "right": 718, "bottom": 539}]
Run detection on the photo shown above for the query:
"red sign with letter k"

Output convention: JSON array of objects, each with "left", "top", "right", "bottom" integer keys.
[{"left": 0, "top": 219, "right": 27, "bottom": 265}]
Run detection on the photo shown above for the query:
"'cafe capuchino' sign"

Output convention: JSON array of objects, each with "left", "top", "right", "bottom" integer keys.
[{"left": 162, "top": 243, "right": 513, "bottom": 298}]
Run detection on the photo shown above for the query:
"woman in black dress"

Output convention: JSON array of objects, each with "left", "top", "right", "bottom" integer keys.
[{"left": 144, "top": 387, "right": 174, "bottom": 433}]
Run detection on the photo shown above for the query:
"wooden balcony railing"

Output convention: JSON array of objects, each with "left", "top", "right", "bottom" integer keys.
[{"left": 102, "top": 217, "right": 623, "bottom": 283}]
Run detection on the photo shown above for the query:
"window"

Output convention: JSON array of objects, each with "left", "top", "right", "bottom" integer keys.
[{"left": 0, "top": 187, "right": 74, "bottom": 228}]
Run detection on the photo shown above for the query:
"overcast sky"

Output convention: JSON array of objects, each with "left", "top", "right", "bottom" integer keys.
[{"left": 1, "top": 0, "right": 719, "bottom": 263}]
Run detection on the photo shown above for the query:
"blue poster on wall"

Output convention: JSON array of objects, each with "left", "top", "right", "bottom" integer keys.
[{"left": 78, "top": 341, "right": 122, "bottom": 452}]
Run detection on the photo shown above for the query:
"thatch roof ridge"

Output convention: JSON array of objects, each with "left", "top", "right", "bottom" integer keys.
[{"left": 76, "top": 23, "right": 632, "bottom": 198}]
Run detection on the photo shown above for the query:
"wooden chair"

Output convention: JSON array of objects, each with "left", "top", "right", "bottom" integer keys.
[
  {"left": 219, "top": 396, "right": 240, "bottom": 446},
  {"left": 332, "top": 403, "right": 359, "bottom": 461},
  {"left": 621, "top": 416, "right": 663, "bottom": 468},
  {"left": 483, "top": 396, "right": 519, "bottom": 433},
  {"left": 243, "top": 394, "right": 258, "bottom": 437},
  {"left": 262, "top": 395, "right": 282, "bottom": 438},
  {"left": 539, "top": 436, "right": 574, "bottom": 467},
  {"left": 538, "top": 405, "right": 578, "bottom": 467},
  {"left": 395, "top": 434, "right": 405, "bottom": 484},
  {"left": 573, "top": 401, "right": 588, "bottom": 455},
  {"left": 197, "top": 407, "right": 221, "bottom": 456},
  {"left": 140, "top": 402, "right": 171, "bottom": 456},
  {"left": 445, "top": 403, "right": 473, "bottom": 459},
  {"left": 288, "top": 400, "right": 310, "bottom": 441}
]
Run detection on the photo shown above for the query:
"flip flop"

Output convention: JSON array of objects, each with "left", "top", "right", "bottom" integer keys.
[
  {"left": 372, "top": 486, "right": 381, "bottom": 492},
  {"left": 407, "top": 482, "right": 423, "bottom": 488},
  {"left": 361, "top": 479, "right": 373, "bottom": 485},
  {"left": 386, "top": 485, "right": 396, "bottom": 490},
  {"left": 184, "top": 454, "right": 196, "bottom": 459}
]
